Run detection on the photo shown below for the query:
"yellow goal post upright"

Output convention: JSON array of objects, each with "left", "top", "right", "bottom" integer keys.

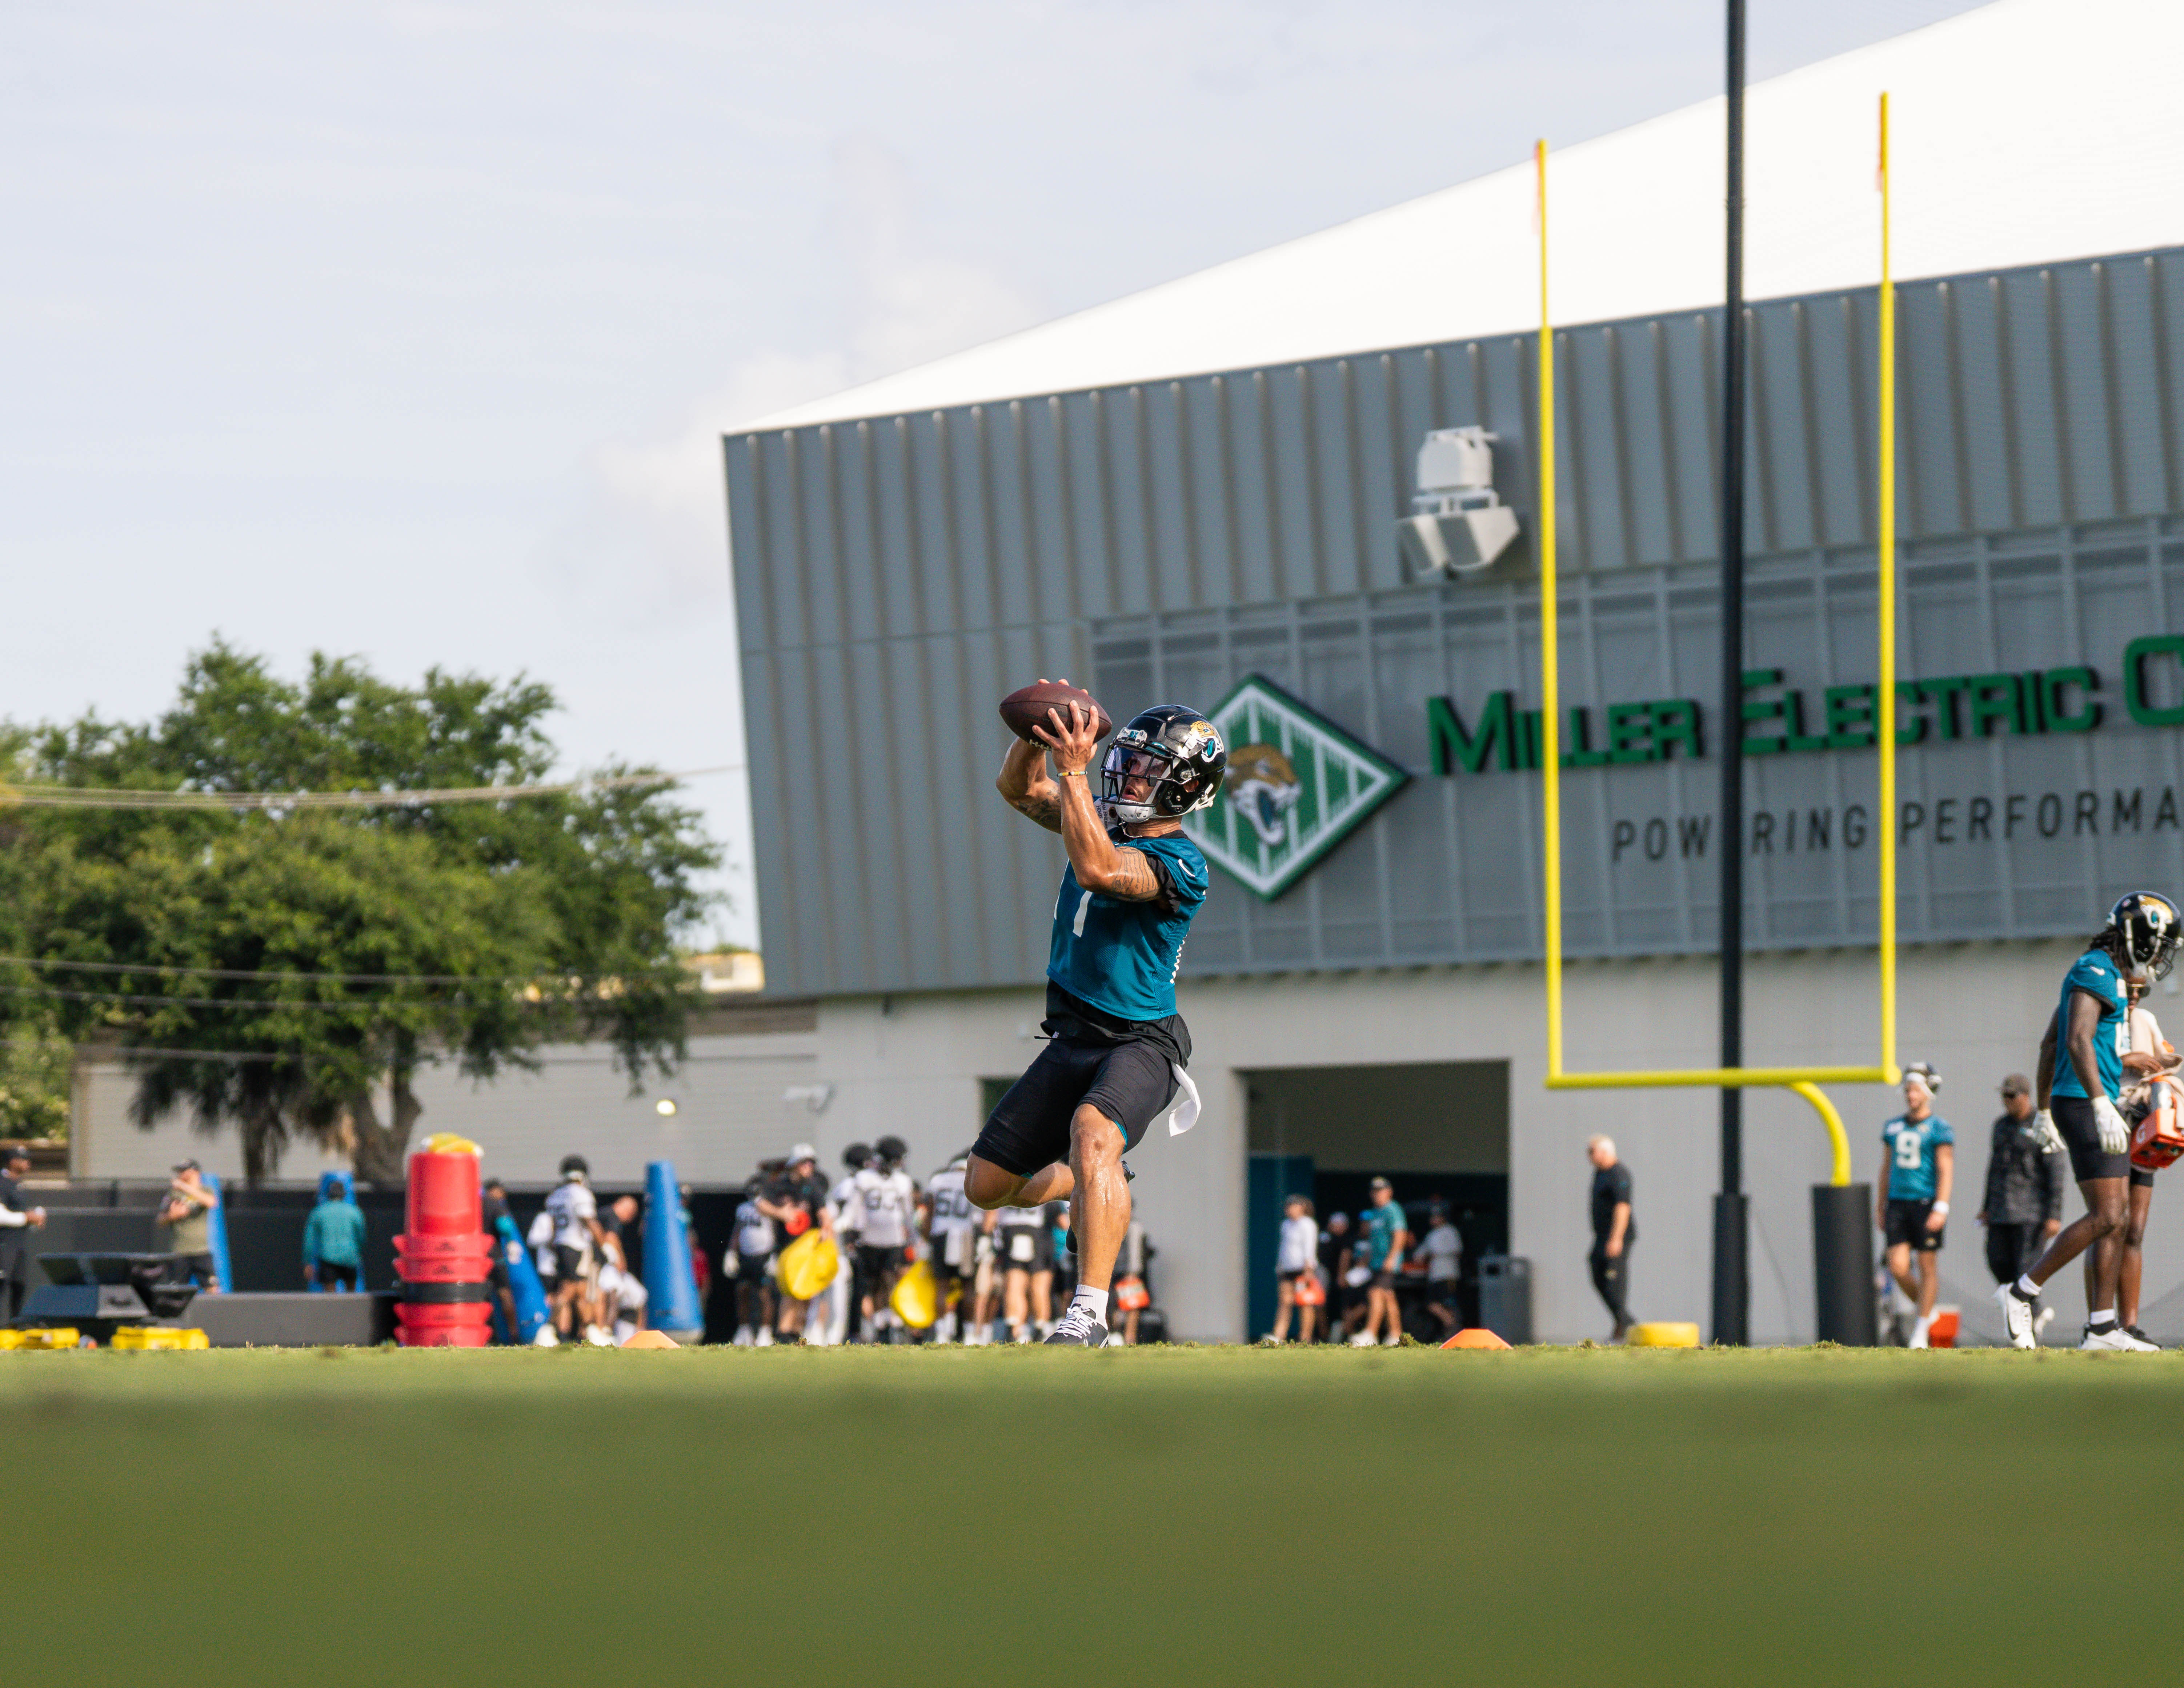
[{"left": 1532, "top": 104, "right": 1901, "bottom": 1188}]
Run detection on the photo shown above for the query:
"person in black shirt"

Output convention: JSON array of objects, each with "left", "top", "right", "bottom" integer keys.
[
  {"left": 1976, "top": 1073, "right": 2064, "bottom": 1326},
  {"left": 0, "top": 1144, "right": 47, "bottom": 1321},
  {"left": 1587, "top": 1136, "right": 1635, "bottom": 1341},
  {"left": 758, "top": 1144, "right": 834, "bottom": 1343}
]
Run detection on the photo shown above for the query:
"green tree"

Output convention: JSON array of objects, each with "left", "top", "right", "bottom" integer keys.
[{"left": 5, "top": 641, "right": 720, "bottom": 1180}]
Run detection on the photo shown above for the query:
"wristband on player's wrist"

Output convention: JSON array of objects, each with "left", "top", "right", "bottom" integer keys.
[{"left": 1931, "top": 1200, "right": 1949, "bottom": 1215}]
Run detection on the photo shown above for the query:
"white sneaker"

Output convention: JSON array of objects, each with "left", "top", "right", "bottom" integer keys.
[
  {"left": 2033, "top": 1307, "right": 2056, "bottom": 1339},
  {"left": 2081, "top": 1323, "right": 2137, "bottom": 1350},
  {"left": 1348, "top": 1331, "right": 1377, "bottom": 1348},
  {"left": 583, "top": 1325, "right": 613, "bottom": 1347},
  {"left": 755, "top": 1327, "right": 775, "bottom": 1348},
  {"left": 1381, "top": 1334, "right": 1403, "bottom": 1347},
  {"left": 1995, "top": 1283, "right": 2037, "bottom": 1350},
  {"left": 2117, "top": 1325, "right": 2162, "bottom": 1352},
  {"left": 1909, "top": 1316, "right": 1931, "bottom": 1350},
  {"left": 1011, "top": 1324, "right": 1030, "bottom": 1345},
  {"left": 732, "top": 1325, "right": 753, "bottom": 1348}
]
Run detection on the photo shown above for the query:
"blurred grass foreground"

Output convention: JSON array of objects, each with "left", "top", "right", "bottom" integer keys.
[{"left": 11, "top": 1344, "right": 2180, "bottom": 1687}]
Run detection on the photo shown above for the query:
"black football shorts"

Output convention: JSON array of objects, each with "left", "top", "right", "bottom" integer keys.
[
  {"left": 2054, "top": 1094, "right": 2131, "bottom": 1185},
  {"left": 1883, "top": 1198, "right": 1944, "bottom": 1252},
  {"left": 972, "top": 1036, "right": 1178, "bottom": 1178}
]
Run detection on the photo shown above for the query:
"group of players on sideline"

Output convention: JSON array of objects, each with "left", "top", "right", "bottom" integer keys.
[
  {"left": 1572, "top": 895, "right": 2184, "bottom": 1351},
  {"left": 720, "top": 1141, "right": 1155, "bottom": 1345}
]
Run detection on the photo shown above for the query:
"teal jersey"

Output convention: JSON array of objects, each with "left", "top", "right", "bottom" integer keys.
[
  {"left": 303, "top": 1199, "right": 366, "bottom": 1268},
  {"left": 2050, "top": 948, "right": 2130, "bottom": 1101},
  {"left": 1362, "top": 1201, "right": 1407, "bottom": 1269},
  {"left": 1881, "top": 1114, "right": 1953, "bottom": 1204},
  {"left": 1046, "top": 831, "right": 1209, "bottom": 1023}
]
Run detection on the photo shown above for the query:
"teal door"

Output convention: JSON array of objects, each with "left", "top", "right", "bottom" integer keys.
[{"left": 1247, "top": 1154, "right": 1315, "bottom": 1339}]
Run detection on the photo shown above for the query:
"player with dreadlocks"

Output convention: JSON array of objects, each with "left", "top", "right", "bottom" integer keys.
[{"left": 1999, "top": 892, "right": 2182, "bottom": 1350}]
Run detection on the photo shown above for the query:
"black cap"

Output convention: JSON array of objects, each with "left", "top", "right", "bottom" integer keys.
[
  {"left": 172, "top": 1159, "right": 201, "bottom": 1173},
  {"left": 3, "top": 1143, "right": 30, "bottom": 1163}
]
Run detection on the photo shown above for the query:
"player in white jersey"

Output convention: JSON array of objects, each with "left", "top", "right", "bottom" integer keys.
[
  {"left": 729, "top": 1175, "right": 779, "bottom": 1346},
  {"left": 921, "top": 1151, "right": 978, "bottom": 1342},
  {"left": 993, "top": 1196, "right": 1055, "bottom": 1341},
  {"left": 543, "top": 1156, "right": 608, "bottom": 1342},
  {"left": 812, "top": 1143, "right": 872, "bottom": 1347},
  {"left": 848, "top": 1136, "right": 918, "bottom": 1340}
]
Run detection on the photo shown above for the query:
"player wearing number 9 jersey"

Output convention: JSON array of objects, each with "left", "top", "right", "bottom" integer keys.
[{"left": 971, "top": 692, "right": 1227, "bottom": 1348}]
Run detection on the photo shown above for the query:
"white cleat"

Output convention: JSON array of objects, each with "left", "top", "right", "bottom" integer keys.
[
  {"left": 2116, "top": 1325, "right": 2162, "bottom": 1352},
  {"left": 1995, "top": 1283, "right": 2037, "bottom": 1349},
  {"left": 2081, "top": 1323, "right": 2140, "bottom": 1351},
  {"left": 1908, "top": 1316, "right": 1932, "bottom": 1350}
]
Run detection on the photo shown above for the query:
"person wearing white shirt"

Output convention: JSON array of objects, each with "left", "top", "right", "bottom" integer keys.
[
  {"left": 2112, "top": 983, "right": 2184, "bottom": 1343},
  {"left": 1267, "top": 1194, "right": 1320, "bottom": 1344},
  {"left": 921, "top": 1153, "right": 978, "bottom": 1343},
  {"left": 848, "top": 1136, "right": 918, "bottom": 1341},
  {"left": 1420, "top": 1207, "right": 1463, "bottom": 1338},
  {"left": 543, "top": 1156, "right": 608, "bottom": 1342}
]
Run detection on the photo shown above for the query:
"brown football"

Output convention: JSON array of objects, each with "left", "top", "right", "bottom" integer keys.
[{"left": 999, "top": 680, "right": 1113, "bottom": 743}]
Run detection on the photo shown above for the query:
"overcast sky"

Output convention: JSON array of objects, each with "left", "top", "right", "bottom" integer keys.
[{"left": 0, "top": 0, "right": 1984, "bottom": 949}]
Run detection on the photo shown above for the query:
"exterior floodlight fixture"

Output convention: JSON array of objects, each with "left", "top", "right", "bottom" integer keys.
[
  {"left": 1396, "top": 425, "right": 1520, "bottom": 576},
  {"left": 655, "top": 1098, "right": 678, "bottom": 1117}
]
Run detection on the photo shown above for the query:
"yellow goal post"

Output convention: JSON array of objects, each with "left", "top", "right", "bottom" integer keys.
[{"left": 1532, "top": 103, "right": 1902, "bottom": 1186}]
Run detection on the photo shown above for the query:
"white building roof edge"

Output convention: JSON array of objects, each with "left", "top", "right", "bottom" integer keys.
[{"left": 748, "top": 0, "right": 2184, "bottom": 432}]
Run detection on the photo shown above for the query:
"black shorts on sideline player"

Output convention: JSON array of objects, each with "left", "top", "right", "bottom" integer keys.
[
  {"left": 995, "top": 1223, "right": 1052, "bottom": 1276},
  {"left": 856, "top": 1243, "right": 905, "bottom": 1282},
  {"left": 1883, "top": 1198, "right": 1944, "bottom": 1252},
  {"left": 2054, "top": 1094, "right": 2131, "bottom": 1184},
  {"left": 973, "top": 1036, "right": 1178, "bottom": 1178}
]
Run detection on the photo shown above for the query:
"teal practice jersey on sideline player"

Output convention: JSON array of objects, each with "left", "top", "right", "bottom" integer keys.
[
  {"left": 1046, "top": 832, "right": 1208, "bottom": 1023},
  {"left": 1882, "top": 1113, "right": 1953, "bottom": 1203},
  {"left": 2050, "top": 948, "right": 2131, "bottom": 1101}
]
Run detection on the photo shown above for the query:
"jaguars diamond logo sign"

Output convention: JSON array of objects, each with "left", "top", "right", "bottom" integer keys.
[{"left": 1189, "top": 674, "right": 1409, "bottom": 900}]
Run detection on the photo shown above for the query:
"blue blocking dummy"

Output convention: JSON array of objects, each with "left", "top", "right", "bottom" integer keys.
[
  {"left": 201, "top": 1171, "right": 234, "bottom": 1293},
  {"left": 496, "top": 1213, "right": 552, "bottom": 1344}
]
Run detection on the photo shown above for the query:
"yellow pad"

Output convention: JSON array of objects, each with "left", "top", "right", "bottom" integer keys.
[
  {"left": 774, "top": 1231, "right": 838, "bottom": 1301},
  {"left": 890, "top": 1259, "right": 938, "bottom": 1329},
  {"left": 1626, "top": 1322, "right": 1701, "bottom": 1348},
  {"left": 4, "top": 1328, "right": 82, "bottom": 1350},
  {"left": 111, "top": 1327, "right": 210, "bottom": 1351}
]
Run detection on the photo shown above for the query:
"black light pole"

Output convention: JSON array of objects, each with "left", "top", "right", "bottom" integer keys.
[{"left": 1712, "top": 0, "right": 1751, "bottom": 1348}]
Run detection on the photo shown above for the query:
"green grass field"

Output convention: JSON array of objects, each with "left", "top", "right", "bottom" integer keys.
[{"left": 12, "top": 1343, "right": 2179, "bottom": 1686}]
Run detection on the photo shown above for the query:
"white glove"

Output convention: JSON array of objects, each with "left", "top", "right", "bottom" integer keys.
[
  {"left": 2032, "top": 1108, "right": 2065, "bottom": 1156},
  {"left": 2093, "top": 1095, "right": 2131, "bottom": 1156}
]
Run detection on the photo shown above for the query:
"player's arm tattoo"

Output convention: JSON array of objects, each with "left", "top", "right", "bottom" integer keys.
[
  {"left": 1005, "top": 790, "right": 1063, "bottom": 832},
  {"left": 1103, "top": 848, "right": 1164, "bottom": 902}
]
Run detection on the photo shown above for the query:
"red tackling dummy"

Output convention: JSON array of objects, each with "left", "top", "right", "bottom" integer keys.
[{"left": 999, "top": 681, "right": 1112, "bottom": 743}]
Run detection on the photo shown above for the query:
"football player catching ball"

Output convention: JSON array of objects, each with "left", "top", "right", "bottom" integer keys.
[{"left": 967, "top": 685, "right": 1227, "bottom": 1347}]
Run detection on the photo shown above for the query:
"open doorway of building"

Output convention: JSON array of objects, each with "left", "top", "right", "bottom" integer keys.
[{"left": 1244, "top": 1061, "right": 1509, "bottom": 1341}]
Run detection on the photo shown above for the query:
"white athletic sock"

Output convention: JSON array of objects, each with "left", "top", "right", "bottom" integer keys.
[
  {"left": 1070, "top": 1285, "right": 1110, "bottom": 1324},
  {"left": 2015, "top": 1274, "right": 2041, "bottom": 1300},
  {"left": 2092, "top": 1307, "right": 2118, "bottom": 1325}
]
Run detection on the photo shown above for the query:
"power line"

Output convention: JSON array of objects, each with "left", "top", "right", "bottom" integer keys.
[
  {"left": 0, "top": 954, "right": 553, "bottom": 986},
  {"left": 0, "top": 981, "right": 596, "bottom": 1012},
  {"left": 0, "top": 763, "right": 740, "bottom": 811}
]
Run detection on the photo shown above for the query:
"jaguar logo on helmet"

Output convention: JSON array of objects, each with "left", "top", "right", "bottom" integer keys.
[
  {"left": 1096, "top": 705, "right": 1230, "bottom": 830},
  {"left": 2107, "top": 891, "right": 2183, "bottom": 981}
]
